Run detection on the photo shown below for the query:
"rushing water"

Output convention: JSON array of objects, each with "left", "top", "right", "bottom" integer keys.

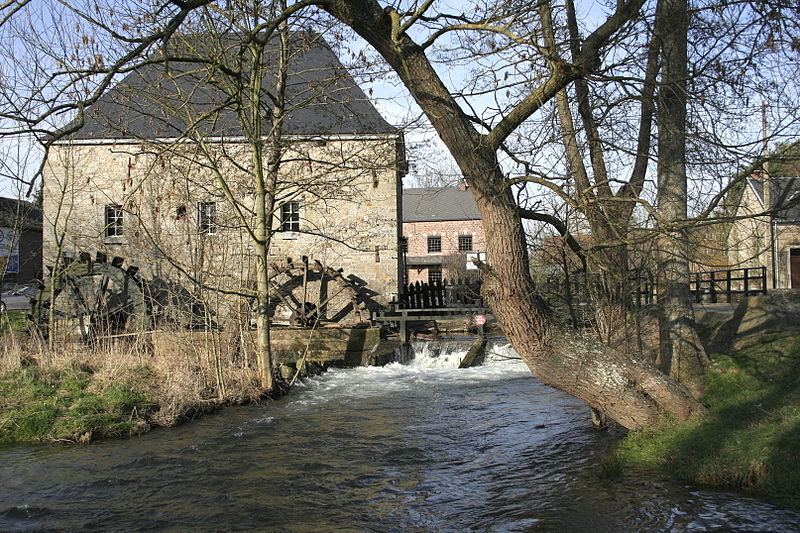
[{"left": 1, "top": 340, "right": 799, "bottom": 532}]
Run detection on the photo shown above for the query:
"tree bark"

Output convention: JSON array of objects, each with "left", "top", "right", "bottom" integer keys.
[
  {"left": 655, "top": 0, "right": 710, "bottom": 396},
  {"left": 321, "top": 0, "right": 706, "bottom": 429}
]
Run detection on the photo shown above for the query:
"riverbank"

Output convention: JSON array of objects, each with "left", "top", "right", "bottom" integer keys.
[
  {"left": 614, "top": 294, "right": 800, "bottom": 510},
  {"left": 0, "top": 311, "right": 277, "bottom": 445}
]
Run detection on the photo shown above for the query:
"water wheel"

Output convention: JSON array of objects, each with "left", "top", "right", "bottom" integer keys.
[
  {"left": 268, "top": 256, "right": 364, "bottom": 326},
  {"left": 34, "top": 252, "right": 150, "bottom": 343}
]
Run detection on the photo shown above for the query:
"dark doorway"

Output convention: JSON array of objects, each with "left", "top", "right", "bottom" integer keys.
[{"left": 791, "top": 249, "right": 800, "bottom": 288}]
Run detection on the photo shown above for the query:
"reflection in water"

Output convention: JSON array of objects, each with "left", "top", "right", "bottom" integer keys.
[{"left": 1, "top": 341, "right": 799, "bottom": 532}]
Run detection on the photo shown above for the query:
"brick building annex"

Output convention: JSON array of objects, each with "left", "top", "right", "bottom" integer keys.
[{"left": 401, "top": 185, "right": 487, "bottom": 284}]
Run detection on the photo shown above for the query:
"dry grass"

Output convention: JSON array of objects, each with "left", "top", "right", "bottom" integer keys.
[{"left": 0, "top": 327, "right": 268, "bottom": 435}]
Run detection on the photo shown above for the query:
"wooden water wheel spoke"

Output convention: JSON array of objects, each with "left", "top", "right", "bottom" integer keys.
[
  {"left": 269, "top": 278, "right": 302, "bottom": 314},
  {"left": 34, "top": 252, "right": 150, "bottom": 343},
  {"left": 267, "top": 258, "right": 361, "bottom": 326},
  {"left": 314, "top": 284, "right": 350, "bottom": 314}
]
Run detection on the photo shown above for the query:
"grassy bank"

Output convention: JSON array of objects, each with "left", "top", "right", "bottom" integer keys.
[
  {"left": 614, "top": 330, "right": 800, "bottom": 510},
  {"left": 0, "top": 365, "right": 155, "bottom": 444},
  {"left": 0, "top": 311, "right": 271, "bottom": 445}
]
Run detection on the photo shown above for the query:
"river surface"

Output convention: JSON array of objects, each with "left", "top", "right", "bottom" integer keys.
[{"left": 1, "top": 340, "right": 799, "bottom": 532}]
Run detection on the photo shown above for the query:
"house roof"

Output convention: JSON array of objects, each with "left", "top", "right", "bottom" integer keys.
[
  {"left": 402, "top": 186, "right": 481, "bottom": 222},
  {"left": 65, "top": 32, "right": 396, "bottom": 140},
  {"left": 0, "top": 197, "right": 42, "bottom": 230},
  {"left": 748, "top": 176, "right": 800, "bottom": 222}
]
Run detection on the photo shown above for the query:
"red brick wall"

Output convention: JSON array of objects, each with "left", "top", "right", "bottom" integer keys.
[{"left": 403, "top": 219, "right": 486, "bottom": 283}]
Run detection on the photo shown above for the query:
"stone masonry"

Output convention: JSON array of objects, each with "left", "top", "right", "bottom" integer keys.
[{"left": 43, "top": 136, "right": 404, "bottom": 324}]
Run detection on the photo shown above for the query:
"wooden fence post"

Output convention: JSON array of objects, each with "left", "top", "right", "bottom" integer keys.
[{"left": 726, "top": 270, "right": 732, "bottom": 304}]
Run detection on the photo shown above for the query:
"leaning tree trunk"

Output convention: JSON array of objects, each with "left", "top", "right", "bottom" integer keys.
[
  {"left": 472, "top": 168, "right": 702, "bottom": 430},
  {"left": 323, "top": 0, "right": 706, "bottom": 430},
  {"left": 654, "top": 0, "right": 710, "bottom": 397}
]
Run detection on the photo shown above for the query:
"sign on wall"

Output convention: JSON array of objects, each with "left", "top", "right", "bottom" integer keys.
[
  {"left": 465, "top": 252, "right": 486, "bottom": 270},
  {"left": 0, "top": 227, "right": 20, "bottom": 274}
]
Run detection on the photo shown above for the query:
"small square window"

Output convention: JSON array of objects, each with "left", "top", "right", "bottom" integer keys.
[
  {"left": 198, "top": 202, "right": 216, "bottom": 234},
  {"left": 458, "top": 235, "right": 473, "bottom": 252},
  {"left": 176, "top": 205, "right": 187, "bottom": 220},
  {"left": 104, "top": 205, "right": 123, "bottom": 237},
  {"left": 428, "top": 267, "right": 442, "bottom": 284},
  {"left": 427, "top": 236, "right": 441, "bottom": 253},
  {"left": 280, "top": 202, "right": 300, "bottom": 232}
]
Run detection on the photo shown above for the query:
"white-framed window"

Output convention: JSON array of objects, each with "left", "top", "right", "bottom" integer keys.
[
  {"left": 458, "top": 235, "right": 473, "bottom": 252},
  {"left": 198, "top": 202, "right": 217, "bottom": 235},
  {"left": 104, "top": 205, "right": 123, "bottom": 237},
  {"left": 280, "top": 201, "right": 300, "bottom": 232},
  {"left": 427, "top": 236, "right": 441, "bottom": 253}
]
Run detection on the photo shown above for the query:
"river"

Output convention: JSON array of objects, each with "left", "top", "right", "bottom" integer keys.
[{"left": 1, "top": 340, "right": 799, "bottom": 532}]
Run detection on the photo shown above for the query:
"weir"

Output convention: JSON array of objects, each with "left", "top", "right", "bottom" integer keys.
[{"left": 374, "top": 280, "right": 494, "bottom": 343}]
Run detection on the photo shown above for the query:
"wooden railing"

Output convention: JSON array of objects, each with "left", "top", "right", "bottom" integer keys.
[
  {"left": 543, "top": 270, "right": 655, "bottom": 308},
  {"left": 543, "top": 266, "right": 767, "bottom": 308},
  {"left": 690, "top": 266, "right": 767, "bottom": 303},
  {"left": 397, "top": 266, "right": 766, "bottom": 312},
  {"left": 398, "top": 279, "right": 482, "bottom": 309}
]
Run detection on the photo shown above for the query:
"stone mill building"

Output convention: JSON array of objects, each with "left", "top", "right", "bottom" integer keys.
[{"left": 42, "top": 32, "right": 406, "bottom": 326}]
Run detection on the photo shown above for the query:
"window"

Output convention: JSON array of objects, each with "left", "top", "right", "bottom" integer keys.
[
  {"left": 427, "top": 236, "right": 441, "bottom": 253},
  {"left": 458, "top": 235, "right": 473, "bottom": 252},
  {"left": 428, "top": 266, "right": 442, "bottom": 284},
  {"left": 198, "top": 202, "right": 216, "bottom": 234},
  {"left": 176, "top": 205, "right": 187, "bottom": 220},
  {"left": 280, "top": 202, "right": 300, "bottom": 232},
  {"left": 104, "top": 205, "right": 123, "bottom": 237}
]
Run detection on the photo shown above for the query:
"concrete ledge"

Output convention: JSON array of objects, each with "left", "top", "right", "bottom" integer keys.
[{"left": 152, "top": 327, "right": 388, "bottom": 367}]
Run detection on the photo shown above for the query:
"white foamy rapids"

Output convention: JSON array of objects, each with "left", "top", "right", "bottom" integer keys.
[
  {"left": 286, "top": 339, "right": 530, "bottom": 411},
  {"left": 406, "top": 340, "right": 465, "bottom": 368},
  {"left": 407, "top": 339, "right": 525, "bottom": 370}
]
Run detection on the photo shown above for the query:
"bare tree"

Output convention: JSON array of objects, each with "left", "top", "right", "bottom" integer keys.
[
  {"left": 311, "top": 0, "right": 707, "bottom": 429},
  {"left": 3, "top": 0, "right": 798, "bottom": 427},
  {"left": 653, "top": 0, "right": 710, "bottom": 395},
  {"left": 12, "top": 0, "right": 401, "bottom": 392}
]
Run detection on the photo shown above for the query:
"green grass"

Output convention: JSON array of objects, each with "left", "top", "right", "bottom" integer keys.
[
  {"left": 0, "top": 366, "right": 156, "bottom": 445},
  {"left": 0, "top": 310, "right": 30, "bottom": 335},
  {"left": 615, "top": 333, "right": 800, "bottom": 510}
]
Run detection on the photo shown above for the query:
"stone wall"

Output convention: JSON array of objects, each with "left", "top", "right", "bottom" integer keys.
[
  {"left": 774, "top": 224, "right": 800, "bottom": 288},
  {"left": 728, "top": 181, "right": 800, "bottom": 289},
  {"left": 728, "top": 184, "right": 771, "bottom": 282},
  {"left": 43, "top": 135, "right": 403, "bottom": 324}
]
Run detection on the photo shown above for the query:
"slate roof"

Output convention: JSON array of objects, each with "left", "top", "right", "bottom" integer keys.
[
  {"left": 66, "top": 32, "right": 395, "bottom": 140},
  {"left": 747, "top": 176, "right": 800, "bottom": 222},
  {"left": 402, "top": 186, "right": 481, "bottom": 222}
]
